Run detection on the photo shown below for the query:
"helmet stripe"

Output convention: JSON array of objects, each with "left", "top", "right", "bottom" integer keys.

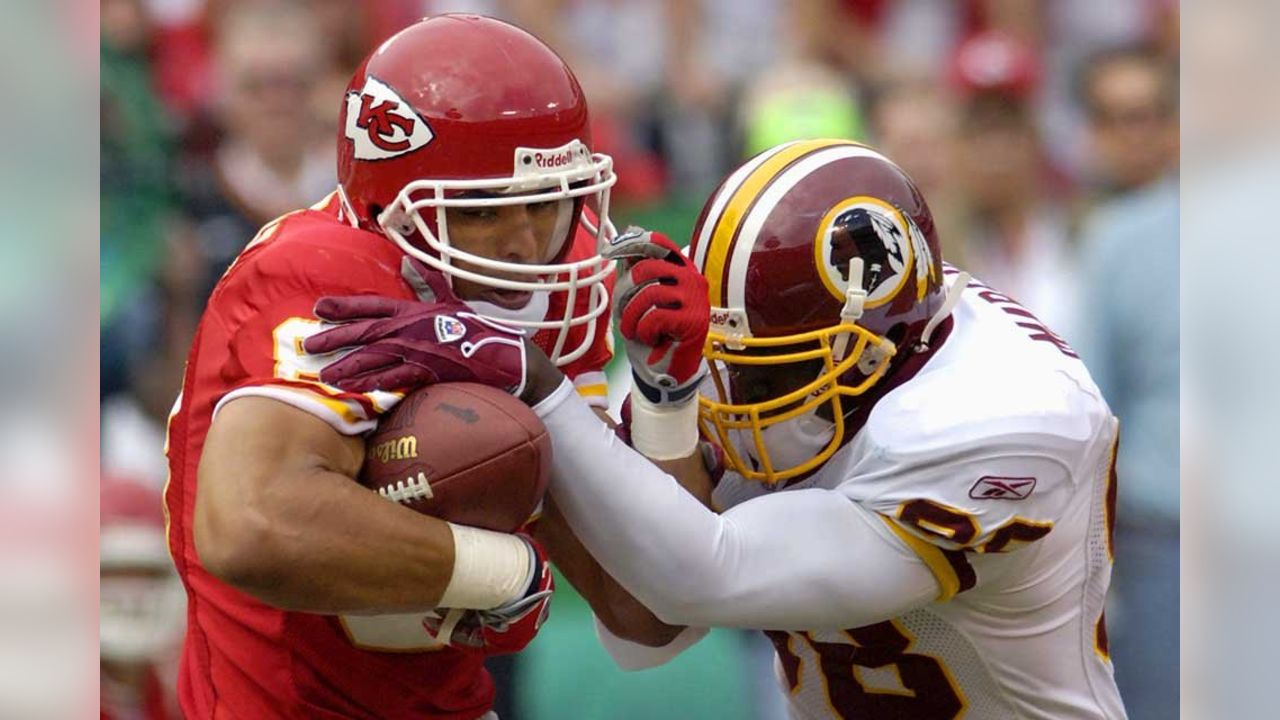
[
  {"left": 703, "top": 139, "right": 852, "bottom": 307},
  {"left": 726, "top": 145, "right": 896, "bottom": 310},
  {"left": 692, "top": 141, "right": 797, "bottom": 272}
]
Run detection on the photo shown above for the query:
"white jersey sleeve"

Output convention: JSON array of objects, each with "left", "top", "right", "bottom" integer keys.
[
  {"left": 847, "top": 394, "right": 1082, "bottom": 546},
  {"left": 593, "top": 618, "right": 709, "bottom": 671},
  {"left": 840, "top": 287, "right": 1114, "bottom": 567},
  {"left": 829, "top": 344, "right": 1114, "bottom": 608}
]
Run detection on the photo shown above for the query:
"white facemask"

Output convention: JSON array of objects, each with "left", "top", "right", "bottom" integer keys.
[{"left": 733, "top": 405, "right": 836, "bottom": 477}]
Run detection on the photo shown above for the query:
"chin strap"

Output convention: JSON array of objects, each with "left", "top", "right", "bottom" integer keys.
[
  {"left": 832, "top": 258, "right": 868, "bottom": 362},
  {"left": 916, "top": 271, "right": 970, "bottom": 351}
]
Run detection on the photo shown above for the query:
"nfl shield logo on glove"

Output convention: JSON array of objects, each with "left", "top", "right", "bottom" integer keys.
[{"left": 435, "top": 316, "right": 467, "bottom": 343}]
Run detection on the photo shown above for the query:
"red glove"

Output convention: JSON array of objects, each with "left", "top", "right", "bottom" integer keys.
[
  {"left": 303, "top": 257, "right": 528, "bottom": 395},
  {"left": 603, "top": 227, "right": 710, "bottom": 405},
  {"left": 422, "top": 534, "right": 554, "bottom": 655}
]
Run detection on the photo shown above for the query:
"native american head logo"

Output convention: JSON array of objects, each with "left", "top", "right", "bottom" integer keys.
[{"left": 815, "top": 197, "right": 925, "bottom": 307}]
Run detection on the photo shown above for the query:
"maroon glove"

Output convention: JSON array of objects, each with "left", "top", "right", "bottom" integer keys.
[
  {"left": 423, "top": 534, "right": 554, "bottom": 655},
  {"left": 303, "top": 257, "right": 527, "bottom": 395},
  {"left": 603, "top": 228, "right": 710, "bottom": 405}
]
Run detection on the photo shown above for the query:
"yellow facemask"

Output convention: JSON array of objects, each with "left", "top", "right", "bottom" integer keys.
[{"left": 698, "top": 322, "right": 897, "bottom": 485}]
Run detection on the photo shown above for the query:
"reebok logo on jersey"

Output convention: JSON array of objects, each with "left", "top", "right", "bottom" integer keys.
[
  {"left": 344, "top": 76, "right": 434, "bottom": 160},
  {"left": 435, "top": 316, "right": 467, "bottom": 343},
  {"left": 969, "top": 476, "right": 1037, "bottom": 500}
]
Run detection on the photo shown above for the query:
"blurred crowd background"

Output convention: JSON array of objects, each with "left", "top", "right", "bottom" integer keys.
[{"left": 98, "top": 0, "right": 1180, "bottom": 718}]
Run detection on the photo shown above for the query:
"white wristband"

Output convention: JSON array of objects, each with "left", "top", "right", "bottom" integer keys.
[
  {"left": 439, "top": 524, "right": 533, "bottom": 609},
  {"left": 629, "top": 389, "right": 700, "bottom": 461}
]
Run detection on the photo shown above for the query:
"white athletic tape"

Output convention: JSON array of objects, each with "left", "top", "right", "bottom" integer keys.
[
  {"left": 439, "top": 524, "right": 533, "bottom": 609},
  {"left": 629, "top": 390, "right": 700, "bottom": 461}
]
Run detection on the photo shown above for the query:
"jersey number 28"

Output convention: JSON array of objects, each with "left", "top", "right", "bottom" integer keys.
[{"left": 768, "top": 620, "right": 965, "bottom": 719}]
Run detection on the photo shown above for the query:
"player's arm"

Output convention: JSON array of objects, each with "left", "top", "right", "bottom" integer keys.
[
  {"left": 529, "top": 380, "right": 942, "bottom": 629},
  {"left": 534, "top": 495, "right": 683, "bottom": 646},
  {"left": 195, "top": 396, "right": 541, "bottom": 615},
  {"left": 536, "top": 444, "right": 714, "bottom": 667},
  {"left": 533, "top": 397, "right": 714, "bottom": 648},
  {"left": 529, "top": 227, "right": 724, "bottom": 647},
  {"left": 194, "top": 253, "right": 540, "bottom": 617}
]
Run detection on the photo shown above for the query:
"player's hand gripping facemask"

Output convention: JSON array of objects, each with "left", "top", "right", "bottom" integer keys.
[
  {"left": 603, "top": 227, "right": 711, "bottom": 406},
  {"left": 600, "top": 227, "right": 712, "bottom": 460}
]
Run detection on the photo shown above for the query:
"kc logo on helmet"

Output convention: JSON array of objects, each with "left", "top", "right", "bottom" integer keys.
[{"left": 344, "top": 76, "right": 434, "bottom": 160}]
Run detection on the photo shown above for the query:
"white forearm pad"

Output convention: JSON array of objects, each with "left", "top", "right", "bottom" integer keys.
[
  {"left": 629, "top": 391, "right": 699, "bottom": 461},
  {"left": 593, "top": 616, "right": 709, "bottom": 671},
  {"left": 438, "top": 523, "right": 533, "bottom": 610}
]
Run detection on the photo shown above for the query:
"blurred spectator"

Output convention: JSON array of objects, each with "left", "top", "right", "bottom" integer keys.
[
  {"left": 508, "top": 0, "right": 677, "bottom": 203},
  {"left": 102, "top": 0, "right": 178, "bottom": 398},
  {"left": 1037, "top": 0, "right": 1173, "bottom": 178},
  {"left": 657, "top": 0, "right": 786, "bottom": 190},
  {"left": 949, "top": 27, "right": 1042, "bottom": 98},
  {"left": 512, "top": 0, "right": 783, "bottom": 198},
  {"left": 739, "top": 60, "right": 865, "bottom": 157},
  {"left": 1077, "top": 44, "right": 1178, "bottom": 196},
  {"left": 791, "top": 0, "right": 964, "bottom": 85},
  {"left": 1074, "top": 43, "right": 1178, "bottom": 720},
  {"left": 102, "top": 225, "right": 199, "bottom": 489},
  {"left": 100, "top": 477, "right": 186, "bottom": 720},
  {"left": 292, "top": 0, "right": 373, "bottom": 75},
  {"left": 951, "top": 31, "right": 1080, "bottom": 343},
  {"left": 866, "top": 78, "right": 966, "bottom": 264},
  {"left": 794, "top": 0, "right": 1041, "bottom": 85},
  {"left": 144, "top": 0, "right": 215, "bottom": 122},
  {"left": 179, "top": 0, "right": 336, "bottom": 303}
]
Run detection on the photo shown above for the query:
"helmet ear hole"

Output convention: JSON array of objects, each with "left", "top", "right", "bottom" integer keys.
[
  {"left": 367, "top": 204, "right": 383, "bottom": 227},
  {"left": 886, "top": 323, "right": 908, "bottom": 346},
  {"left": 882, "top": 323, "right": 910, "bottom": 365}
]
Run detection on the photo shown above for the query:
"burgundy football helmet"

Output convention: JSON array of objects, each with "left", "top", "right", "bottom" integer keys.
[
  {"left": 688, "top": 139, "right": 950, "bottom": 483},
  {"left": 336, "top": 15, "right": 616, "bottom": 364}
]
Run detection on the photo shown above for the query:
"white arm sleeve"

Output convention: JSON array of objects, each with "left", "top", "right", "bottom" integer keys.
[
  {"left": 534, "top": 380, "right": 940, "bottom": 630},
  {"left": 593, "top": 617, "right": 710, "bottom": 671}
]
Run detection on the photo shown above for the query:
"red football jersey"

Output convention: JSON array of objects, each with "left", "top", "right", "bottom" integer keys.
[{"left": 164, "top": 192, "right": 612, "bottom": 719}]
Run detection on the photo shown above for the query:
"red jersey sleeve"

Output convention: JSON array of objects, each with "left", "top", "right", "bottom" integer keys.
[{"left": 209, "top": 210, "right": 413, "bottom": 435}]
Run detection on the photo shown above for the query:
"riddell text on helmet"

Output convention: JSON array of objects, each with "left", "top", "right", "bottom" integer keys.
[{"left": 533, "top": 149, "right": 575, "bottom": 168}]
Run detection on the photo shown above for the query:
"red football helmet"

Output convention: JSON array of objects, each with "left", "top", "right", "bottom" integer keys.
[
  {"left": 100, "top": 477, "right": 185, "bottom": 664},
  {"left": 336, "top": 15, "right": 616, "bottom": 364},
  {"left": 688, "top": 139, "right": 949, "bottom": 483}
]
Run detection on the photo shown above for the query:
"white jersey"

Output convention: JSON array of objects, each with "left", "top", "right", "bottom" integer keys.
[{"left": 711, "top": 273, "right": 1125, "bottom": 719}]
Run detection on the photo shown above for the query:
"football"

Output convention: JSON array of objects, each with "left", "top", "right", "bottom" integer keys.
[{"left": 358, "top": 383, "right": 551, "bottom": 532}]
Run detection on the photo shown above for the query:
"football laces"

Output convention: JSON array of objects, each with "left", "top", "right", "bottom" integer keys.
[{"left": 378, "top": 472, "right": 435, "bottom": 504}]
